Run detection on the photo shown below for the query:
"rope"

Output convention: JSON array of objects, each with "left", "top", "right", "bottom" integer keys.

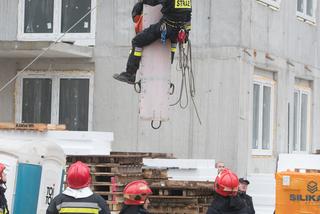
[
  {"left": 171, "top": 40, "right": 202, "bottom": 125},
  {"left": 0, "top": 3, "right": 100, "bottom": 94}
]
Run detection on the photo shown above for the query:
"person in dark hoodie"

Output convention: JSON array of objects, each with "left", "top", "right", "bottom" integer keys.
[
  {"left": 238, "top": 178, "right": 255, "bottom": 214},
  {"left": 206, "top": 169, "right": 249, "bottom": 214},
  {"left": 120, "top": 180, "right": 152, "bottom": 214},
  {"left": 113, "top": 0, "right": 192, "bottom": 84},
  {"left": 0, "top": 163, "right": 8, "bottom": 214},
  {"left": 46, "top": 161, "right": 110, "bottom": 214}
]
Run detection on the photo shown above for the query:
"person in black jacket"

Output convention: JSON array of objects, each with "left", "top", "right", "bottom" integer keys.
[
  {"left": 113, "top": 0, "right": 192, "bottom": 84},
  {"left": 120, "top": 180, "right": 152, "bottom": 214},
  {"left": 206, "top": 169, "right": 249, "bottom": 214},
  {"left": 238, "top": 178, "right": 255, "bottom": 214},
  {"left": 46, "top": 161, "right": 110, "bottom": 214},
  {"left": 0, "top": 163, "right": 8, "bottom": 214}
]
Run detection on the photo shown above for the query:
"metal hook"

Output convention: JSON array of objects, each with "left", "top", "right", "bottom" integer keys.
[
  {"left": 134, "top": 80, "right": 141, "bottom": 93},
  {"left": 151, "top": 120, "right": 162, "bottom": 129},
  {"left": 169, "top": 83, "right": 175, "bottom": 95}
]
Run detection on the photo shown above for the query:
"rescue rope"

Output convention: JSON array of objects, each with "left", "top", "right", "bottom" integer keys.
[
  {"left": 0, "top": 3, "right": 100, "bottom": 94},
  {"left": 171, "top": 40, "right": 202, "bottom": 125}
]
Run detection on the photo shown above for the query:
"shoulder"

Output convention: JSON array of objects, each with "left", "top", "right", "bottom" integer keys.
[{"left": 245, "top": 194, "right": 253, "bottom": 200}]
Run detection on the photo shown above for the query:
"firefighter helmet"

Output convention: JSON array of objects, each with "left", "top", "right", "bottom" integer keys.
[
  {"left": 67, "top": 161, "right": 91, "bottom": 189},
  {"left": 214, "top": 168, "right": 239, "bottom": 197},
  {"left": 123, "top": 180, "right": 152, "bottom": 205},
  {"left": 0, "top": 163, "right": 5, "bottom": 182}
]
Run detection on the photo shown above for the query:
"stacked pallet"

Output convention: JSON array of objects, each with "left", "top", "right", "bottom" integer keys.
[
  {"left": 66, "top": 152, "right": 214, "bottom": 214},
  {"left": 148, "top": 180, "right": 214, "bottom": 214}
]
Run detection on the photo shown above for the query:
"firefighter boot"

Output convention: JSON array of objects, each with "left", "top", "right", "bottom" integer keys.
[{"left": 113, "top": 72, "right": 136, "bottom": 85}]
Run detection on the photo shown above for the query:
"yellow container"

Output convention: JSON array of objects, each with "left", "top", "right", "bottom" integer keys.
[{"left": 276, "top": 171, "right": 320, "bottom": 214}]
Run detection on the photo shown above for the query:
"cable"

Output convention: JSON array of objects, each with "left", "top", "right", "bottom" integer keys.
[
  {"left": 0, "top": 2, "right": 100, "bottom": 93},
  {"left": 171, "top": 39, "right": 202, "bottom": 125}
]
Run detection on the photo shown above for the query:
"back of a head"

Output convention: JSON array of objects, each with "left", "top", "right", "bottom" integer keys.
[
  {"left": 214, "top": 168, "right": 239, "bottom": 197},
  {"left": 67, "top": 161, "right": 91, "bottom": 189}
]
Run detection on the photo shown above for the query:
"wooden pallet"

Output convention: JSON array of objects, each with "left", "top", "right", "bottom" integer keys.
[
  {"left": 0, "top": 122, "right": 66, "bottom": 132},
  {"left": 66, "top": 152, "right": 213, "bottom": 213}
]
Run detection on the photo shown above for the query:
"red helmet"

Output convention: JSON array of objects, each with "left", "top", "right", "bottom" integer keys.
[
  {"left": 123, "top": 180, "right": 152, "bottom": 205},
  {"left": 0, "top": 163, "right": 5, "bottom": 181},
  {"left": 214, "top": 168, "right": 239, "bottom": 197},
  {"left": 67, "top": 161, "right": 91, "bottom": 189}
]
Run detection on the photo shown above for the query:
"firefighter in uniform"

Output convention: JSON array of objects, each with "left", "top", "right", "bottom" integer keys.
[
  {"left": 206, "top": 169, "right": 249, "bottom": 214},
  {"left": 0, "top": 163, "right": 9, "bottom": 214},
  {"left": 119, "top": 180, "right": 152, "bottom": 214},
  {"left": 46, "top": 161, "right": 110, "bottom": 214},
  {"left": 113, "top": 0, "right": 192, "bottom": 84}
]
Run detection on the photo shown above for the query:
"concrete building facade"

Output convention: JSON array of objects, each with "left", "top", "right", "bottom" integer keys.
[{"left": 0, "top": 0, "right": 320, "bottom": 176}]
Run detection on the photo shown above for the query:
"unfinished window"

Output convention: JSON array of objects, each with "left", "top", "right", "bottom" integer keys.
[
  {"left": 24, "top": 0, "right": 54, "bottom": 33},
  {"left": 61, "top": 0, "right": 91, "bottom": 33},
  {"left": 296, "top": 0, "right": 317, "bottom": 24},
  {"left": 18, "top": 0, "right": 96, "bottom": 45},
  {"left": 293, "top": 86, "right": 310, "bottom": 153},
  {"left": 22, "top": 78, "right": 52, "bottom": 123},
  {"left": 59, "top": 79, "right": 89, "bottom": 131},
  {"left": 252, "top": 76, "right": 274, "bottom": 155},
  {"left": 256, "top": 0, "right": 282, "bottom": 10},
  {"left": 16, "top": 72, "right": 93, "bottom": 131}
]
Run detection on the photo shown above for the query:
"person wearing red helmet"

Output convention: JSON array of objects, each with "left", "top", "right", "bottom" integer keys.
[
  {"left": 46, "top": 161, "right": 110, "bottom": 214},
  {"left": 120, "top": 180, "right": 152, "bottom": 214},
  {"left": 206, "top": 169, "right": 249, "bottom": 214},
  {"left": 0, "top": 163, "right": 9, "bottom": 214}
]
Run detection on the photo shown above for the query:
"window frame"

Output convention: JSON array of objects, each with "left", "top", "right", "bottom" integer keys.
[
  {"left": 252, "top": 76, "right": 275, "bottom": 156},
  {"left": 256, "top": 0, "right": 282, "bottom": 10},
  {"left": 296, "top": 0, "right": 317, "bottom": 24},
  {"left": 292, "top": 86, "right": 311, "bottom": 154},
  {"left": 15, "top": 70, "right": 94, "bottom": 131},
  {"left": 17, "top": 0, "right": 96, "bottom": 45}
]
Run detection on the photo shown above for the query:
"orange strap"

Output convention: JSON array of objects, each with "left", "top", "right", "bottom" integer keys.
[{"left": 134, "top": 15, "right": 143, "bottom": 33}]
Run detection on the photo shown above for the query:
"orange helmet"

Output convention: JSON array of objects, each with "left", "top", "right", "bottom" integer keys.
[
  {"left": 67, "top": 161, "right": 91, "bottom": 189},
  {"left": 215, "top": 168, "right": 239, "bottom": 197},
  {"left": 123, "top": 180, "right": 152, "bottom": 205},
  {"left": 0, "top": 163, "right": 5, "bottom": 182}
]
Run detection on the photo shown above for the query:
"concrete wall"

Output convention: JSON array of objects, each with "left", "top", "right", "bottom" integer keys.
[
  {"left": 0, "top": 0, "right": 18, "bottom": 40},
  {"left": 0, "top": 60, "right": 16, "bottom": 122},
  {"left": 1, "top": 0, "right": 320, "bottom": 175},
  {"left": 94, "top": 0, "right": 320, "bottom": 175}
]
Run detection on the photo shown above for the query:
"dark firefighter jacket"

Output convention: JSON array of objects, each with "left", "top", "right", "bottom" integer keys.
[
  {"left": 0, "top": 185, "right": 8, "bottom": 214},
  {"left": 142, "top": 0, "right": 192, "bottom": 22},
  {"left": 239, "top": 192, "right": 255, "bottom": 214},
  {"left": 119, "top": 205, "right": 149, "bottom": 214},
  {"left": 206, "top": 193, "right": 249, "bottom": 214},
  {"left": 46, "top": 192, "right": 110, "bottom": 214}
]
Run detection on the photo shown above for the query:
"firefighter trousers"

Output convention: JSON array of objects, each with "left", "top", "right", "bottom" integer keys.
[{"left": 126, "top": 20, "right": 180, "bottom": 75}]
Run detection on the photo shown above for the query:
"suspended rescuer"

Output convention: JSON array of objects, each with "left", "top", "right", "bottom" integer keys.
[
  {"left": 238, "top": 178, "right": 255, "bottom": 214},
  {"left": 46, "top": 161, "right": 110, "bottom": 214},
  {"left": 113, "top": 0, "right": 192, "bottom": 84},
  {"left": 119, "top": 180, "right": 152, "bottom": 214},
  {"left": 0, "top": 163, "right": 9, "bottom": 214},
  {"left": 206, "top": 169, "right": 249, "bottom": 214}
]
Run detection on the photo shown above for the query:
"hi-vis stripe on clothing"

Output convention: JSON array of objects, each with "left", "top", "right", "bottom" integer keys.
[
  {"left": 59, "top": 207, "right": 99, "bottom": 214},
  {"left": 0, "top": 208, "right": 8, "bottom": 214},
  {"left": 175, "top": 0, "right": 191, "bottom": 9},
  {"left": 57, "top": 202, "right": 100, "bottom": 214},
  {"left": 134, "top": 47, "right": 143, "bottom": 57}
]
